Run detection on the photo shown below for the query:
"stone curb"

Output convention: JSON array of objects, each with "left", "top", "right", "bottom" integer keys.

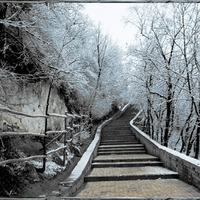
[{"left": 59, "top": 104, "right": 130, "bottom": 196}]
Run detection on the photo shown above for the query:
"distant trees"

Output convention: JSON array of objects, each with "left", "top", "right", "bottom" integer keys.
[
  {"left": 125, "top": 4, "right": 200, "bottom": 158},
  {"left": 83, "top": 25, "right": 124, "bottom": 119}
]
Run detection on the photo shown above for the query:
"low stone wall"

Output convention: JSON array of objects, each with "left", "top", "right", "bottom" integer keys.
[{"left": 130, "top": 120, "right": 200, "bottom": 191}]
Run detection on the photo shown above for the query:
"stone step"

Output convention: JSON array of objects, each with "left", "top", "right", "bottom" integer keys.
[
  {"left": 85, "top": 173, "right": 179, "bottom": 182},
  {"left": 101, "top": 134, "right": 134, "bottom": 140},
  {"left": 103, "top": 130, "right": 131, "bottom": 133},
  {"left": 103, "top": 128, "right": 131, "bottom": 131},
  {"left": 100, "top": 141, "right": 141, "bottom": 145},
  {"left": 98, "top": 147, "right": 146, "bottom": 152},
  {"left": 101, "top": 137, "right": 136, "bottom": 140},
  {"left": 99, "top": 144, "right": 141, "bottom": 146},
  {"left": 101, "top": 133, "right": 135, "bottom": 136},
  {"left": 101, "top": 137, "right": 137, "bottom": 141},
  {"left": 102, "top": 132, "right": 134, "bottom": 135},
  {"left": 106, "top": 123, "right": 130, "bottom": 127},
  {"left": 105, "top": 125, "right": 130, "bottom": 128},
  {"left": 76, "top": 179, "right": 200, "bottom": 198},
  {"left": 98, "top": 144, "right": 144, "bottom": 149},
  {"left": 97, "top": 150, "right": 147, "bottom": 155},
  {"left": 101, "top": 132, "right": 134, "bottom": 136},
  {"left": 85, "top": 166, "right": 179, "bottom": 182},
  {"left": 104, "top": 125, "right": 130, "bottom": 127},
  {"left": 101, "top": 136, "right": 135, "bottom": 140},
  {"left": 100, "top": 142, "right": 140, "bottom": 145},
  {"left": 103, "top": 126, "right": 130, "bottom": 131},
  {"left": 100, "top": 139, "right": 140, "bottom": 143},
  {"left": 93, "top": 154, "right": 160, "bottom": 163},
  {"left": 101, "top": 135, "right": 134, "bottom": 138},
  {"left": 92, "top": 161, "right": 163, "bottom": 168}
]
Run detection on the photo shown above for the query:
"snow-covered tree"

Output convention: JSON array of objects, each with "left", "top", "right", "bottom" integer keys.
[{"left": 124, "top": 4, "right": 200, "bottom": 158}]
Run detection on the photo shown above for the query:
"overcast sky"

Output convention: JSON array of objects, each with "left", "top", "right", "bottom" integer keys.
[{"left": 83, "top": 3, "right": 136, "bottom": 50}]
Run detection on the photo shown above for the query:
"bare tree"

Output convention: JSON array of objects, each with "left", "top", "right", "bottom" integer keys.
[{"left": 124, "top": 4, "right": 200, "bottom": 158}]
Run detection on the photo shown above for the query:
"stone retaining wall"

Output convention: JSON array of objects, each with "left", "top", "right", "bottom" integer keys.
[
  {"left": 130, "top": 121, "right": 200, "bottom": 191},
  {"left": 1, "top": 81, "right": 66, "bottom": 133}
]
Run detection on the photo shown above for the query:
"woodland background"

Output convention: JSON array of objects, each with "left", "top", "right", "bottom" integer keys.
[{"left": 0, "top": 2, "right": 200, "bottom": 196}]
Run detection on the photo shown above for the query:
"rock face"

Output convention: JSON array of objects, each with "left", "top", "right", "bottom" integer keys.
[{"left": 1, "top": 81, "right": 67, "bottom": 133}]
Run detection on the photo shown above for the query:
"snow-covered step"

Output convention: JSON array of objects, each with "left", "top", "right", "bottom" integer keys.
[
  {"left": 98, "top": 146, "right": 146, "bottom": 152},
  {"left": 97, "top": 149, "right": 147, "bottom": 155},
  {"left": 85, "top": 166, "right": 179, "bottom": 182},
  {"left": 93, "top": 154, "right": 160, "bottom": 163},
  {"left": 92, "top": 161, "right": 163, "bottom": 168},
  {"left": 98, "top": 144, "right": 144, "bottom": 149}
]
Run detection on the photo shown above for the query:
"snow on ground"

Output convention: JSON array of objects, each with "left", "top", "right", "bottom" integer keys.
[
  {"left": 80, "top": 131, "right": 90, "bottom": 140},
  {"left": 27, "top": 131, "right": 90, "bottom": 178},
  {"left": 28, "top": 141, "right": 74, "bottom": 178},
  {"left": 28, "top": 152, "right": 73, "bottom": 178}
]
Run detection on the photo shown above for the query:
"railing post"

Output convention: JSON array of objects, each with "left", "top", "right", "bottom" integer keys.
[
  {"left": 63, "top": 111, "right": 68, "bottom": 166},
  {"left": 41, "top": 84, "right": 51, "bottom": 173},
  {"left": 0, "top": 114, "right": 4, "bottom": 149},
  {"left": 0, "top": 114, "right": 2, "bottom": 134},
  {"left": 69, "top": 116, "right": 74, "bottom": 151},
  {"left": 71, "top": 117, "right": 74, "bottom": 134},
  {"left": 42, "top": 116, "right": 48, "bottom": 172}
]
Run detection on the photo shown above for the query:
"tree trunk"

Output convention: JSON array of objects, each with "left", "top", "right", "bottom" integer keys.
[
  {"left": 146, "top": 99, "right": 151, "bottom": 136},
  {"left": 88, "top": 45, "right": 102, "bottom": 122},
  {"left": 163, "top": 81, "right": 172, "bottom": 147},
  {"left": 195, "top": 102, "right": 200, "bottom": 159},
  {"left": 0, "top": 3, "right": 7, "bottom": 59},
  {"left": 195, "top": 121, "right": 200, "bottom": 159},
  {"left": 186, "top": 124, "right": 196, "bottom": 156},
  {"left": 37, "top": 84, "right": 52, "bottom": 173}
]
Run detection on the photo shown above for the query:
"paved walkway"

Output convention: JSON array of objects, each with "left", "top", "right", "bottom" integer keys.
[
  {"left": 77, "top": 179, "right": 200, "bottom": 198},
  {"left": 75, "top": 106, "right": 200, "bottom": 198}
]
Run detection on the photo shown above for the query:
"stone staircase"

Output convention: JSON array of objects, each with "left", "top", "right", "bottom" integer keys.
[
  {"left": 76, "top": 106, "right": 200, "bottom": 198},
  {"left": 84, "top": 107, "right": 178, "bottom": 183}
]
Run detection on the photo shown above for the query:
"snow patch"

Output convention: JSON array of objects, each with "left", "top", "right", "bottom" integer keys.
[
  {"left": 28, "top": 151, "right": 74, "bottom": 178},
  {"left": 80, "top": 131, "right": 90, "bottom": 140},
  {"left": 44, "top": 157, "right": 65, "bottom": 178}
]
